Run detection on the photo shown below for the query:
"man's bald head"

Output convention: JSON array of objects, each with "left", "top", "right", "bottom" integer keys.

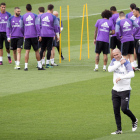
[
  {"left": 53, "top": 11, "right": 58, "bottom": 17},
  {"left": 113, "top": 48, "right": 121, "bottom": 54},
  {"left": 113, "top": 48, "right": 122, "bottom": 61}
]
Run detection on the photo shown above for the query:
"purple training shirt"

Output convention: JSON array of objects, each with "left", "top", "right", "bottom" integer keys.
[
  {"left": 20, "top": 12, "right": 39, "bottom": 38},
  {"left": 95, "top": 18, "right": 114, "bottom": 43},
  {"left": 115, "top": 18, "right": 139, "bottom": 43},
  {"left": 109, "top": 13, "right": 120, "bottom": 37},
  {"left": 0, "top": 11, "right": 11, "bottom": 32},
  {"left": 38, "top": 12, "right": 59, "bottom": 37},
  {"left": 6, "top": 15, "right": 23, "bottom": 38}
]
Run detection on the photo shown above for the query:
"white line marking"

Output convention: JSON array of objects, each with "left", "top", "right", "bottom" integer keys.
[{"left": 61, "top": 8, "right": 130, "bottom": 17}]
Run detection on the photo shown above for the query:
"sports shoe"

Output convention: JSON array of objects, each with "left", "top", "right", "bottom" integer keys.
[
  {"left": 0, "top": 61, "right": 3, "bottom": 65},
  {"left": 133, "top": 61, "right": 138, "bottom": 68},
  {"left": 132, "top": 118, "right": 138, "bottom": 132},
  {"left": 111, "top": 130, "right": 122, "bottom": 134},
  {"left": 51, "top": 63, "right": 58, "bottom": 66},
  {"left": 24, "top": 68, "right": 28, "bottom": 71},
  {"left": 61, "top": 56, "right": 64, "bottom": 60},
  {"left": 94, "top": 68, "right": 98, "bottom": 71},
  {"left": 16, "top": 65, "right": 20, "bottom": 70},
  {"left": 103, "top": 69, "right": 106, "bottom": 72},
  {"left": 132, "top": 67, "right": 136, "bottom": 72},
  {"left": 8, "top": 56, "right": 12, "bottom": 63},
  {"left": 46, "top": 64, "right": 53, "bottom": 68},
  {"left": 38, "top": 67, "right": 46, "bottom": 70},
  {"left": 135, "top": 67, "right": 140, "bottom": 71}
]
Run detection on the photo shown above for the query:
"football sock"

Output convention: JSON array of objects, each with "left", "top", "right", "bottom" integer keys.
[
  {"left": 50, "top": 58, "right": 54, "bottom": 64},
  {"left": 25, "top": 63, "right": 28, "bottom": 68},
  {"left": 46, "top": 60, "right": 50, "bottom": 65},
  {"left": 7, "top": 53, "right": 10, "bottom": 57},
  {"left": 17, "top": 61, "right": 20, "bottom": 66},
  {"left": 37, "top": 61, "right": 42, "bottom": 68},
  {"left": 131, "top": 62, "right": 134, "bottom": 67},
  {"left": 103, "top": 65, "right": 106, "bottom": 69},
  {"left": 95, "top": 64, "right": 98, "bottom": 69},
  {"left": 15, "top": 61, "right": 17, "bottom": 65},
  {"left": 0, "top": 56, "right": 3, "bottom": 61}
]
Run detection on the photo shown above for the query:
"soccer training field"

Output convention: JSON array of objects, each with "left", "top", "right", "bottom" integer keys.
[{"left": 0, "top": 0, "right": 140, "bottom": 139}]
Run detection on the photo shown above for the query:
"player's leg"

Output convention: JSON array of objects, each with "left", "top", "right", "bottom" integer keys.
[
  {"left": 24, "top": 38, "right": 31, "bottom": 71},
  {"left": 111, "top": 89, "right": 122, "bottom": 134},
  {"left": 56, "top": 39, "right": 64, "bottom": 60},
  {"left": 133, "top": 39, "right": 138, "bottom": 67},
  {"left": 16, "top": 37, "right": 23, "bottom": 69},
  {"left": 103, "top": 42, "right": 109, "bottom": 71},
  {"left": 136, "top": 41, "right": 140, "bottom": 70},
  {"left": 46, "top": 37, "right": 53, "bottom": 68},
  {"left": 42, "top": 50, "right": 46, "bottom": 66},
  {"left": 32, "top": 38, "right": 45, "bottom": 70},
  {"left": 51, "top": 37, "right": 58, "bottom": 66},
  {"left": 121, "top": 90, "right": 138, "bottom": 131},
  {"left": 4, "top": 32, "right": 12, "bottom": 63},
  {"left": 0, "top": 33, "right": 4, "bottom": 65},
  {"left": 94, "top": 41, "right": 102, "bottom": 71},
  {"left": 110, "top": 36, "right": 116, "bottom": 60},
  {"left": 128, "top": 41, "right": 135, "bottom": 70},
  {"left": 11, "top": 38, "right": 17, "bottom": 69}
]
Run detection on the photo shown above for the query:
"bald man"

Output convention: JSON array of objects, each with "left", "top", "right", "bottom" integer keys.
[
  {"left": 50, "top": 11, "right": 64, "bottom": 66},
  {"left": 108, "top": 49, "right": 138, "bottom": 134}
]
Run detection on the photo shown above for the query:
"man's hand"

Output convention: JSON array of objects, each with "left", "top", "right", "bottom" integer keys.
[
  {"left": 116, "top": 77, "right": 121, "bottom": 83},
  {"left": 38, "top": 36, "right": 42, "bottom": 42},
  {"left": 120, "top": 59, "right": 126, "bottom": 65},
  {"left": 57, "top": 37, "right": 59, "bottom": 42},
  {"left": 7, "top": 38, "right": 10, "bottom": 43},
  {"left": 94, "top": 39, "right": 96, "bottom": 45}
]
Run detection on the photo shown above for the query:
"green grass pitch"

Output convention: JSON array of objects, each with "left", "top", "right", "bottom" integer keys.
[{"left": 0, "top": 0, "right": 140, "bottom": 139}]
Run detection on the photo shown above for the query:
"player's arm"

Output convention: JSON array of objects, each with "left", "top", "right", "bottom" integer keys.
[
  {"left": 6, "top": 17, "right": 11, "bottom": 42},
  {"left": 20, "top": 15, "right": 24, "bottom": 35},
  {"left": 108, "top": 59, "right": 122, "bottom": 72},
  {"left": 125, "top": 13, "right": 128, "bottom": 18},
  {"left": 116, "top": 61, "right": 134, "bottom": 83},
  {"left": 109, "top": 18, "right": 115, "bottom": 35},
  {"left": 61, "top": 20, "right": 63, "bottom": 31},
  {"left": 131, "top": 19, "right": 140, "bottom": 36},
  {"left": 94, "top": 27, "right": 98, "bottom": 45},
  {"left": 34, "top": 14, "right": 41, "bottom": 41},
  {"left": 53, "top": 16, "right": 60, "bottom": 41},
  {"left": 115, "top": 21, "right": 121, "bottom": 40}
]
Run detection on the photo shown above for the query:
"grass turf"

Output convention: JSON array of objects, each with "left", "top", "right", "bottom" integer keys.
[{"left": 0, "top": 0, "right": 140, "bottom": 139}]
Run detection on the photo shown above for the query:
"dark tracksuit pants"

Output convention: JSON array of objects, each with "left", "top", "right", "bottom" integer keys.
[{"left": 112, "top": 89, "right": 136, "bottom": 130}]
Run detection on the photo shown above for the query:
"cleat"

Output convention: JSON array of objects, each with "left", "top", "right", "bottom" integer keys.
[
  {"left": 94, "top": 68, "right": 98, "bottom": 71},
  {"left": 135, "top": 67, "right": 140, "bottom": 71},
  {"left": 0, "top": 61, "right": 3, "bottom": 65},
  {"left": 103, "top": 69, "right": 106, "bottom": 72},
  {"left": 132, "top": 118, "right": 138, "bottom": 132},
  {"left": 61, "top": 56, "right": 64, "bottom": 60},
  {"left": 16, "top": 65, "right": 20, "bottom": 70},
  {"left": 46, "top": 64, "right": 53, "bottom": 68},
  {"left": 8, "top": 56, "right": 12, "bottom": 63},
  {"left": 132, "top": 67, "right": 136, "bottom": 72},
  {"left": 24, "top": 68, "right": 28, "bottom": 71},
  {"left": 42, "top": 63, "right": 45, "bottom": 66},
  {"left": 51, "top": 63, "right": 58, "bottom": 66},
  {"left": 14, "top": 65, "right": 17, "bottom": 69},
  {"left": 111, "top": 130, "right": 122, "bottom": 134},
  {"left": 38, "top": 67, "right": 46, "bottom": 70}
]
